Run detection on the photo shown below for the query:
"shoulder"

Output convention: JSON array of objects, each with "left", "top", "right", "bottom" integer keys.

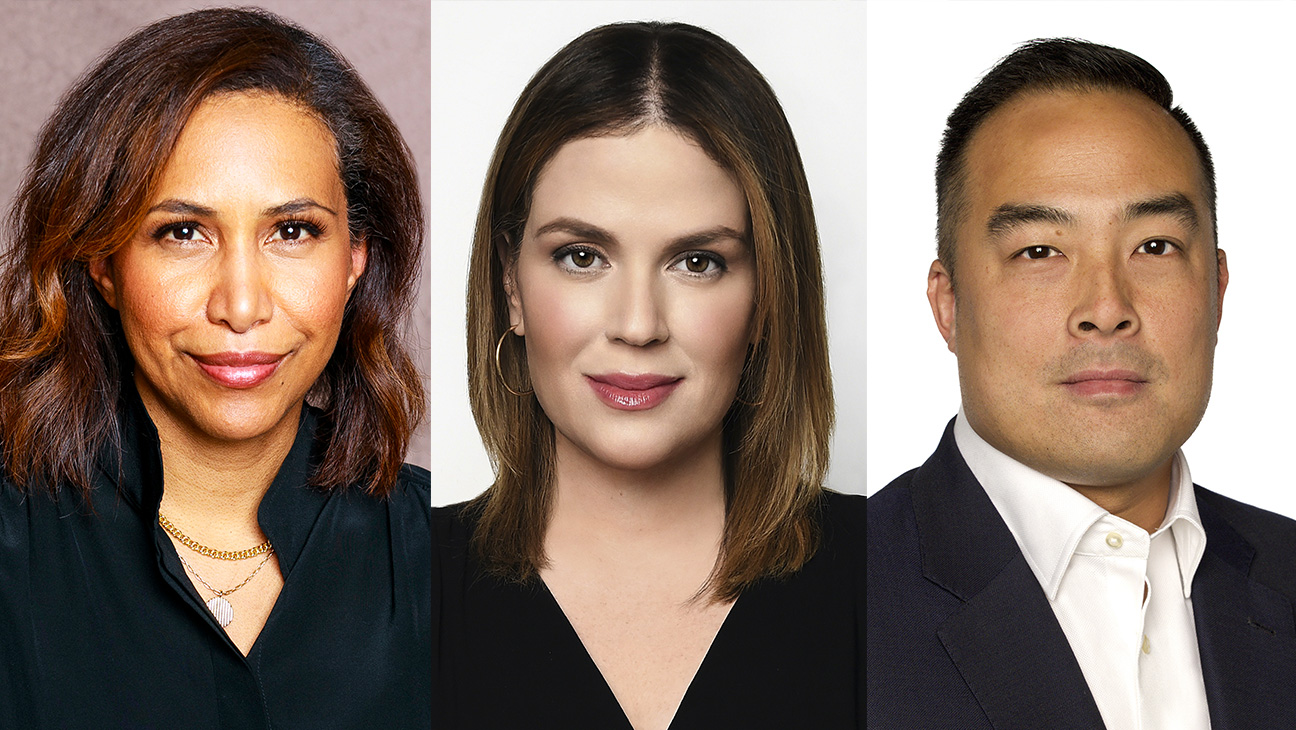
[
  {"left": 0, "top": 471, "right": 30, "bottom": 544},
  {"left": 816, "top": 489, "right": 865, "bottom": 549},
  {"left": 1195, "top": 485, "right": 1296, "bottom": 542},
  {"left": 1195, "top": 485, "right": 1296, "bottom": 596},
  {"left": 360, "top": 464, "right": 431, "bottom": 544},
  {"left": 388, "top": 463, "right": 431, "bottom": 512},
  {"left": 866, "top": 468, "right": 922, "bottom": 541},
  {"left": 432, "top": 499, "right": 477, "bottom": 558}
]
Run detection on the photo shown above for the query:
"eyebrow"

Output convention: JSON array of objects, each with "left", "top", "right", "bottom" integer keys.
[
  {"left": 532, "top": 216, "right": 749, "bottom": 248},
  {"left": 144, "top": 197, "right": 337, "bottom": 218},
  {"left": 264, "top": 198, "right": 338, "bottom": 218},
  {"left": 147, "top": 199, "right": 216, "bottom": 217},
  {"left": 986, "top": 204, "right": 1074, "bottom": 237},
  {"left": 986, "top": 194, "right": 1202, "bottom": 238},
  {"left": 1123, "top": 193, "right": 1200, "bottom": 232}
]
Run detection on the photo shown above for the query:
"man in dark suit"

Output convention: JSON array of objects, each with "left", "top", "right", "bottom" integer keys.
[{"left": 867, "top": 39, "right": 1296, "bottom": 729}]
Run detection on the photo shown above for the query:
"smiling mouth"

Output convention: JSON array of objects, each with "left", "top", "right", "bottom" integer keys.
[
  {"left": 1061, "top": 369, "right": 1148, "bottom": 397},
  {"left": 190, "top": 351, "right": 285, "bottom": 389},
  {"left": 586, "top": 373, "right": 683, "bottom": 411}
]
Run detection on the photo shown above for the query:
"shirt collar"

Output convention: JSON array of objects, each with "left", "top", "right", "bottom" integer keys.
[{"left": 954, "top": 410, "right": 1206, "bottom": 600}]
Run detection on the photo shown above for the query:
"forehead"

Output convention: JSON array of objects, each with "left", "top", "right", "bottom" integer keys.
[
  {"left": 961, "top": 89, "right": 1209, "bottom": 224},
  {"left": 528, "top": 127, "right": 746, "bottom": 230},
  {"left": 157, "top": 92, "right": 339, "bottom": 190}
]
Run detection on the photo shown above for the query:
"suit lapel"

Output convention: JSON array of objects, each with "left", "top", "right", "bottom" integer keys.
[
  {"left": 912, "top": 422, "right": 1106, "bottom": 730},
  {"left": 1192, "top": 493, "right": 1296, "bottom": 730}
]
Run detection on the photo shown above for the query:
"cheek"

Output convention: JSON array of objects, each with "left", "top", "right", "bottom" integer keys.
[
  {"left": 518, "top": 282, "right": 599, "bottom": 373},
  {"left": 274, "top": 255, "right": 355, "bottom": 335},
  {"left": 112, "top": 255, "right": 200, "bottom": 348},
  {"left": 671, "top": 287, "right": 755, "bottom": 377},
  {"left": 957, "top": 285, "right": 1059, "bottom": 376}
]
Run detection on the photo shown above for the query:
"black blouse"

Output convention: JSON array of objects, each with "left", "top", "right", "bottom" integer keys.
[
  {"left": 433, "top": 490, "right": 864, "bottom": 729},
  {"left": 0, "top": 389, "right": 431, "bottom": 729}
]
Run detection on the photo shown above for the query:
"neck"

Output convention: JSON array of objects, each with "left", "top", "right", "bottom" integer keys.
[
  {"left": 150, "top": 404, "right": 302, "bottom": 546},
  {"left": 545, "top": 430, "right": 728, "bottom": 576},
  {"left": 1066, "top": 456, "right": 1175, "bottom": 534}
]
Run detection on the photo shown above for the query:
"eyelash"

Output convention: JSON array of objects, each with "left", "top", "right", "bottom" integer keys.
[
  {"left": 1015, "top": 245, "right": 1060, "bottom": 260},
  {"left": 149, "top": 219, "right": 326, "bottom": 244},
  {"left": 150, "top": 221, "right": 204, "bottom": 242},
  {"left": 553, "top": 245, "right": 606, "bottom": 271},
  {"left": 1015, "top": 239, "right": 1179, "bottom": 260},
  {"left": 1135, "top": 239, "right": 1177, "bottom": 255},
  {"left": 551, "top": 246, "right": 729, "bottom": 277},
  {"left": 671, "top": 251, "right": 727, "bottom": 276}
]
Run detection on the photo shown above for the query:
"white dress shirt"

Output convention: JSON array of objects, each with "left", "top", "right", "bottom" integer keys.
[{"left": 954, "top": 411, "right": 1211, "bottom": 730}]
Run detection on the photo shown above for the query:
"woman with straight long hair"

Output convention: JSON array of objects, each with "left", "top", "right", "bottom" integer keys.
[
  {"left": 0, "top": 8, "right": 429, "bottom": 728},
  {"left": 435, "top": 21, "right": 863, "bottom": 729}
]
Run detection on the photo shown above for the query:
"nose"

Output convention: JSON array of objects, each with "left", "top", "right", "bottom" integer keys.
[
  {"left": 606, "top": 269, "right": 668, "bottom": 347},
  {"left": 1068, "top": 258, "right": 1139, "bottom": 339},
  {"left": 205, "top": 241, "right": 273, "bottom": 333}
]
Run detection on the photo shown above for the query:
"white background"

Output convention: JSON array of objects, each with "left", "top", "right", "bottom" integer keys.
[
  {"left": 430, "top": 1, "right": 866, "bottom": 506},
  {"left": 865, "top": 0, "right": 1296, "bottom": 520}
]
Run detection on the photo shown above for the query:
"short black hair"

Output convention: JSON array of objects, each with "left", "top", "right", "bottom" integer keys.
[{"left": 935, "top": 38, "right": 1215, "bottom": 280}]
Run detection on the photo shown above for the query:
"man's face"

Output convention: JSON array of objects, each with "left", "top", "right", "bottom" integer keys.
[{"left": 928, "top": 89, "right": 1227, "bottom": 489}]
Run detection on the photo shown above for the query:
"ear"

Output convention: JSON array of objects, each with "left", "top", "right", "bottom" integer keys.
[
  {"left": 88, "top": 256, "right": 120, "bottom": 310},
  {"left": 927, "top": 259, "right": 957, "bottom": 353},
  {"left": 1215, "top": 247, "right": 1228, "bottom": 327},
  {"left": 497, "top": 234, "right": 525, "bottom": 336},
  {"left": 347, "top": 238, "right": 368, "bottom": 294}
]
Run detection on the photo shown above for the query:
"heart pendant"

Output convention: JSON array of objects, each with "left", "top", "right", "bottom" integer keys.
[{"left": 206, "top": 596, "right": 234, "bottom": 627}]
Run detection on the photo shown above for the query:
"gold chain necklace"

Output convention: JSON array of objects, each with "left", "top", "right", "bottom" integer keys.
[
  {"left": 177, "top": 550, "right": 275, "bottom": 628},
  {"left": 157, "top": 512, "right": 272, "bottom": 561}
]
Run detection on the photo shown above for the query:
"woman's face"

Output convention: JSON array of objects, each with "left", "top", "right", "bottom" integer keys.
[
  {"left": 91, "top": 92, "right": 365, "bottom": 446},
  {"left": 508, "top": 125, "right": 756, "bottom": 474}
]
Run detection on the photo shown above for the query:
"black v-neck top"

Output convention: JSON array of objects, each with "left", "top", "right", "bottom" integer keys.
[
  {"left": 433, "top": 490, "right": 864, "bottom": 729},
  {"left": 0, "top": 388, "right": 432, "bottom": 729}
]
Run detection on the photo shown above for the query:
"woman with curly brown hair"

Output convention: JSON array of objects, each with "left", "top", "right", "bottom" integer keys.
[{"left": 0, "top": 8, "right": 429, "bottom": 728}]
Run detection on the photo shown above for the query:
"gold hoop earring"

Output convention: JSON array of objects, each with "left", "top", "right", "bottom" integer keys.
[{"left": 494, "top": 324, "right": 533, "bottom": 397}]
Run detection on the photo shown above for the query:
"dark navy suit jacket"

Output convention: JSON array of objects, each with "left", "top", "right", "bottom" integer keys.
[{"left": 867, "top": 420, "right": 1296, "bottom": 729}]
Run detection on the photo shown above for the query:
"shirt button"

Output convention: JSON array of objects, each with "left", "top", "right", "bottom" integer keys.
[
  {"left": 1142, "top": 635, "right": 1151, "bottom": 654},
  {"left": 1106, "top": 532, "right": 1124, "bottom": 549}
]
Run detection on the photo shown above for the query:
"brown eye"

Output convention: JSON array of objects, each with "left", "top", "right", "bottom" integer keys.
[
  {"left": 153, "top": 223, "right": 200, "bottom": 242},
  {"left": 1021, "top": 245, "right": 1055, "bottom": 259},
  {"left": 555, "top": 247, "right": 604, "bottom": 271},
  {"left": 273, "top": 221, "right": 321, "bottom": 242},
  {"left": 686, "top": 255, "right": 710, "bottom": 273},
  {"left": 1137, "top": 239, "right": 1175, "bottom": 255},
  {"left": 672, "top": 252, "right": 723, "bottom": 275}
]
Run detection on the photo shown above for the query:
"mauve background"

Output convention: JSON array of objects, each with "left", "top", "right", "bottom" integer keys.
[{"left": 0, "top": 0, "right": 432, "bottom": 470}]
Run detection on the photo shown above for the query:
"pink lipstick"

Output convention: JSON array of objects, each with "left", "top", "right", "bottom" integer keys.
[
  {"left": 586, "top": 373, "right": 682, "bottom": 411},
  {"left": 191, "top": 351, "right": 284, "bottom": 389},
  {"left": 1061, "top": 369, "right": 1146, "bottom": 397}
]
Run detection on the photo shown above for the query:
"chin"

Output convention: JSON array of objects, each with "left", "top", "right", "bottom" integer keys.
[
  {"left": 1024, "top": 433, "right": 1175, "bottom": 488},
  {"left": 188, "top": 401, "right": 303, "bottom": 444},
  {"left": 559, "top": 427, "right": 707, "bottom": 475}
]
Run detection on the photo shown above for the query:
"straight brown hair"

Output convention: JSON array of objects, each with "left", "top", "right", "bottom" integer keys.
[
  {"left": 0, "top": 8, "right": 425, "bottom": 497},
  {"left": 466, "top": 22, "right": 833, "bottom": 601}
]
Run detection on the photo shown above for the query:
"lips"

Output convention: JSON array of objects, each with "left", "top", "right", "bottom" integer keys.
[
  {"left": 190, "top": 351, "right": 285, "bottom": 389},
  {"left": 586, "top": 373, "right": 683, "bottom": 411},
  {"left": 1061, "top": 369, "right": 1147, "bottom": 397}
]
